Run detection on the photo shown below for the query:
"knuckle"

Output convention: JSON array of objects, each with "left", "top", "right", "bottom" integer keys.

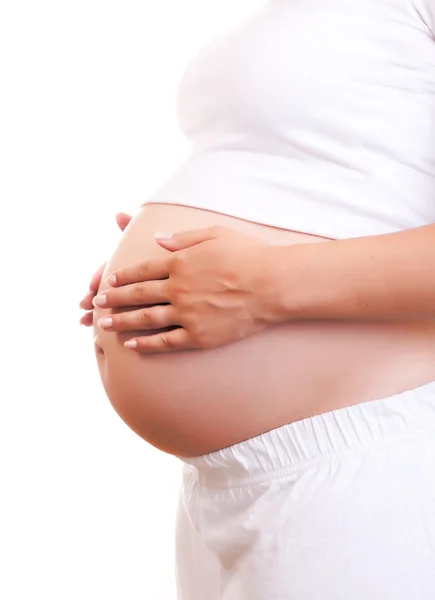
[
  {"left": 196, "top": 332, "right": 208, "bottom": 347},
  {"left": 138, "top": 261, "right": 148, "bottom": 278},
  {"left": 159, "top": 335, "right": 173, "bottom": 349},
  {"left": 131, "top": 282, "right": 145, "bottom": 301},
  {"left": 186, "top": 318, "right": 204, "bottom": 342},
  {"left": 154, "top": 306, "right": 166, "bottom": 326},
  {"left": 211, "top": 225, "right": 224, "bottom": 236},
  {"left": 139, "top": 309, "right": 150, "bottom": 327},
  {"left": 195, "top": 325, "right": 213, "bottom": 347},
  {"left": 171, "top": 253, "right": 185, "bottom": 270},
  {"left": 168, "top": 279, "right": 188, "bottom": 299},
  {"left": 170, "top": 284, "right": 183, "bottom": 299}
]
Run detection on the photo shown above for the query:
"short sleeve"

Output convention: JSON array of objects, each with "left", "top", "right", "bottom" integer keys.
[{"left": 414, "top": 0, "right": 435, "bottom": 37}]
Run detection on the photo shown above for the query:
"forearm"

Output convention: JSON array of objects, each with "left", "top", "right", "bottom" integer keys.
[{"left": 265, "top": 223, "right": 435, "bottom": 322}]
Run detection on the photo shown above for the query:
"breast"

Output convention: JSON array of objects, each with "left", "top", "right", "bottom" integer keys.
[
  {"left": 92, "top": 2, "right": 435, "bottom": 456},
  {"left": 172, "top": 0, "right": 435, "bottom": 238}
]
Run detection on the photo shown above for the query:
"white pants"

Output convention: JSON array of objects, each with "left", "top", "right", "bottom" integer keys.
[{"left": 175, "top": 380, "right": 435, "bottom": 600}]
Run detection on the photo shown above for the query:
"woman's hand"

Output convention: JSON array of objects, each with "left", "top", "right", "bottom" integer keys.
[
  {"left": 93, "top": 226, "right": 274, "bottom": 352},
  {"left": 79, "top": 212, "right": 133, "bottom": 326}
]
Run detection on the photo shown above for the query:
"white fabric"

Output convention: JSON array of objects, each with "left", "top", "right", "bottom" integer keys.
[
  {"left": 416, "top": 0, "right": 435, "bottom": 34},
  {"left": 176, "top": 379, "right": 435, "bottom": 600},
  {"left": 143, "top": 0, "right": 435, "bottom": 240}
]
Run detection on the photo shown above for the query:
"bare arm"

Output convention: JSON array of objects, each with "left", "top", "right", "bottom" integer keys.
[
  {"left": 93, "top": 222, "right": 435, "bottom": 353},
  {"left": 266, "top": 223, "right": 435, "bottom": 322}
]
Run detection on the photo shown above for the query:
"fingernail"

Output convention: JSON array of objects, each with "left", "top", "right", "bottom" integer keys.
[
  {"left": 154, "top": 231, "right": 173, "bottom": 241},
  {"left": 106, "top": 275, "right": 117, "bottom": 286},
  {"left": 125, "top": 340, "right": 137, "bottom": 349},
  {"left": 98, "top": 317, "right": 113, "bottom": 329},
  {"left": 79, "top": 291, "right": 93, "bottom": 308},
  {"left": 93, "top": 294, "right": 107, "bottom": 307}
]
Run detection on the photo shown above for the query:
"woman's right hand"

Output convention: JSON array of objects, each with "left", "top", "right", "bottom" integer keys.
[{"left": 79, "top": 212, "right": 133, "bottom": 327}]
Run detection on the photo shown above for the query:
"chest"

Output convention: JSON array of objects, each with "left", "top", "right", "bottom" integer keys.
[{"left": 176, "top": 0, "right": 435, "bottom": 150}]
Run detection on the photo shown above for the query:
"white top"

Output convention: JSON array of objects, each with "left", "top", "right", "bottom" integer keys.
[{"left": 143, "top": 0, "right": 435, "bottom": 240}]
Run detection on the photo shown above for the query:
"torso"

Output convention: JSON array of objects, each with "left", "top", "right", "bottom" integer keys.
[
  {"left": 147, "top": 0, "right": 435, "bottom": 240},
  {"left": 94, "top": 0, "right": 435, "bottom": 457},
  {"left": 94, "top": 203, "right": 435, "bottom": 457}
]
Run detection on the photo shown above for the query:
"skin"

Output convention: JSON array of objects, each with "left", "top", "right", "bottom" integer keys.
[
  {"left": 83, "top": 221, "right": 435, "bottom": 353},
  {"left": 79, "top": 212, "right": 132, "bottom": 326}
]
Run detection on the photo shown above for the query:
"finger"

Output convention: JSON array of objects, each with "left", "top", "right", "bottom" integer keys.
[
  {"left": 94, "top": 279, "right": 169, "bottom": 308},
  {"left": 80, "top": 289, "right": 97, "bottom": 310},
  {"left": 97, "top": 305, "right": 177, "bottom": 332},
  {"left": 80, "top": 311, "right": 94, "bottom": 327},
  {"left": 89, "top": 263, "right": 106, "bottom": 293},
  {"left": 106, "top": 257, "right": 170, "bottom": 287},
  {"left": 116, "top": 212, "right": 133, "bottom": 232},
  {"left": 124, "top": 327, "right": 193, "bottom": 354},
  {"left": 154, "top": 226, "right": 222, "bottom": 252}
]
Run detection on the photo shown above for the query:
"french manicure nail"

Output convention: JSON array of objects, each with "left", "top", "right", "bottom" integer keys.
[
  {"left": 93, "top": 294, "right": 107, "bottom": 307},
  {"left": 125, "top": 340, "right": 137, "bottom": 349},
  {"left": 154, "top": 231, "right": 173, "bottom": 241},
  {"left": 98, "top": 317, "right": 113, "bottom": 329}
]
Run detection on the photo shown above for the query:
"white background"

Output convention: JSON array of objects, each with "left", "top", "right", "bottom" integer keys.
[{"left": 0, "top": 1, "right": 264, "bottom": 598}]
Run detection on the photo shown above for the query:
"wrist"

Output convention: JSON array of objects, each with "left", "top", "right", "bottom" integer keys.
[
  {"left": 253, "top": 244, "right": 300, "bottom": 325},
  {"left": 258, "top": 241, "right": 335, "bottom": 324}
]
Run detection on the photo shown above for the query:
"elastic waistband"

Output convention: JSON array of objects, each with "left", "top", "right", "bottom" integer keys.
[{"left": 181, "top": 380, "right": 435, "bottom": 488}]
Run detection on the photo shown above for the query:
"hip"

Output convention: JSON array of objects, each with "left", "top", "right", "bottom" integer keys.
[{"left": 176, "top": 379, "right": 435, "bottom": 599}]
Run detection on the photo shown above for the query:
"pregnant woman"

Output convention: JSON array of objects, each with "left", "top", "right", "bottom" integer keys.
[{"left": 80, "top": 1, "right": 435, "bottom": 598}]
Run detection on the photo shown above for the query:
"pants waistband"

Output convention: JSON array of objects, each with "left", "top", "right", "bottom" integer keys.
[{"left": 180, "top": 380, "right": 435, "bottom": 488}]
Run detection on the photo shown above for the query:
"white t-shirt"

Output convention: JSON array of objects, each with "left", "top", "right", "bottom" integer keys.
[{"left": 143, "top": 0, "right": 435, "bottom": 240}]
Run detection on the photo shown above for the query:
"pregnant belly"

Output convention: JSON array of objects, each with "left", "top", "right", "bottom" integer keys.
[{"left": 94, "top": 203, "right": 435, "bottom": 457}]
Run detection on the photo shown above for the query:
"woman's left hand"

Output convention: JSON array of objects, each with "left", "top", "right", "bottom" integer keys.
[{"left": 93, "top": 226, "right": 273, "bottom": 353}]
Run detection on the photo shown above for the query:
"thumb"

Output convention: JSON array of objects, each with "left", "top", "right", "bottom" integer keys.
[
  {"left": 116, "top": 212, "right": 133, "bottom": 232},
  {"left": 154, "top": 227, "right": 219, "bottom": 251}
]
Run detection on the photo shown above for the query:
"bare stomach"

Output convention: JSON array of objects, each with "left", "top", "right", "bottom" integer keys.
[{"left": 94, "top": 203, "right": 435, "bottom": 457}]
